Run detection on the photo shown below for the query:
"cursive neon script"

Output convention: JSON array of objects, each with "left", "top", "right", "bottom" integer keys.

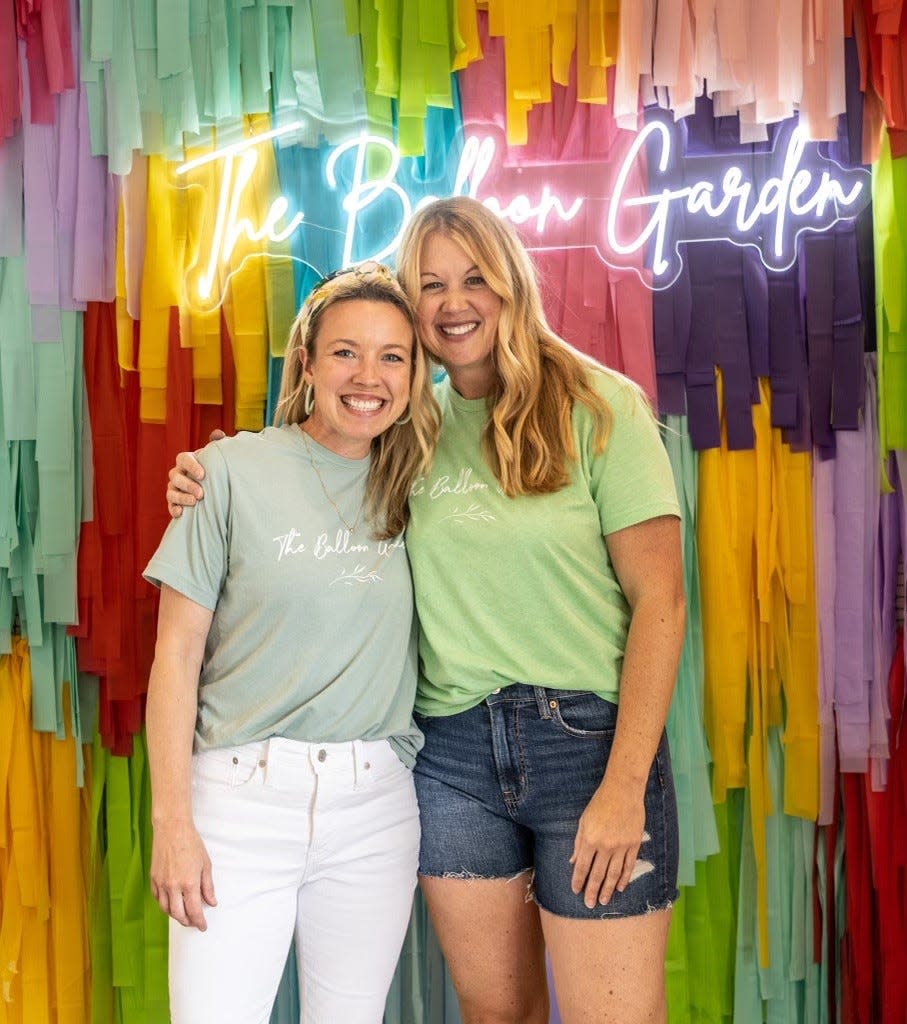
[
  {"left": 176, "top": 117, "right": 870, "bottom": 305},
  {"left": 176, "top": 127, "right": 584, "bottom": 306},
  {"left": 178, "top": 124, "right": 307, "bottom": 302},
  {"left": 326, "top": 133, "right": 584, "bottom": 267},
  {"left": 607, "top": 117, "right": 869, "bottom": 286}
]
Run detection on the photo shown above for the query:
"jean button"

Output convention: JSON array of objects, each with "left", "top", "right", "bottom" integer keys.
[
  {"left": 317, "top": 749, "right": 327, "bottom": 762},
  {"left": 492, "top": 687, "right": 501, "bottom": 694}
]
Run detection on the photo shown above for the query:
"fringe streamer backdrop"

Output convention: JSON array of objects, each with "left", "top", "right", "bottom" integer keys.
[{"left": 2, "top": 2, "right": 907, "bottom": 1022}]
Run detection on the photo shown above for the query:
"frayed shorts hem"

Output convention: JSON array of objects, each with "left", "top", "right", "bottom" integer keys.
[
  {"left": 418, "top": 866, "right": 678, "bottom": 921},
  {"left": 531, "top": 892, "right": 679, "bottom": 921}
]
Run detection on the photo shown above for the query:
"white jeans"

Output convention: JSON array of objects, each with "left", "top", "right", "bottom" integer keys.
[{"left": 168, "top": 736, "right": 420, "bottom": 1024}]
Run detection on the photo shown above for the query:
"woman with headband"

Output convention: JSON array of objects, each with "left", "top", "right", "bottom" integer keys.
[{"left": 145, "top": 264, "right": 439, "bottom": 1024}]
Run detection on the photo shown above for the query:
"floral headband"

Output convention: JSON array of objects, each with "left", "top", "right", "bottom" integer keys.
[{"left": 300, "top": 260, "right": 402, "bottom": 318}]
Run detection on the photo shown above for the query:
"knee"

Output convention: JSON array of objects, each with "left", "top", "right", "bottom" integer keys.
[
  {"left": 596, "top": 987, "right": 667, "bottom": 1024},
  {"left": 624, "top": 990, "right": 666, "bottom": 1024},
  {"left": 459, "top": 992, "right": 549, "bottom": 1024},
  {"left": 628, "top": 977, "right": 667, "bottom": 1024}
]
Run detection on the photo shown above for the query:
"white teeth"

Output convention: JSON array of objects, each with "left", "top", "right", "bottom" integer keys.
[
  {"left": 343, "top": 397, "right": 384, "bottom": 412},
  {"left": 440, "top": 322, "right": 478, "bottom": 336}
]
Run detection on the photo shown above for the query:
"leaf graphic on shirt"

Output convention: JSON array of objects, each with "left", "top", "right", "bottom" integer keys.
[
  {"left": 441, "top": 504, "right": 496, "bottom": 524},
  {"left": 330, "top": 564, "right": 383, "bottom": 586}
]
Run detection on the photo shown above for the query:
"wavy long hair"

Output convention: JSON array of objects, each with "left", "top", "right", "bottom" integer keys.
[
  {"left": 396, "top": 196, "right": 612, "bottom": 495},
  {"left": 274, "top": 268, "right": 440, "bottom": 539}
]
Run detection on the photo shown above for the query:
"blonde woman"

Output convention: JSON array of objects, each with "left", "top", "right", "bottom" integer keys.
[
  {"left": 167, "top": 198, "right": 685, "bottom": 1024},
  {"left": 146, "top": 264, "right": 439, "bottom": 1024}
]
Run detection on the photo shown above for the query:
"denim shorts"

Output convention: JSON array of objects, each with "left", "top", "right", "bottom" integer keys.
[{"left": 413, "top": 685, "right": 679, "bottom": 919}]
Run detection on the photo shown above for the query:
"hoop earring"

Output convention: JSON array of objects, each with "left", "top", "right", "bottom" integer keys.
[
  {"left": 304, "top": 385, "right": 315, "bottom": 416},
  {"left": 395, "top": 407, "right": 411, "bottom": 426}
]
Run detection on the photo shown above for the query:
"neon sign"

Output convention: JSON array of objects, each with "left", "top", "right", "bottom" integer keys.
[
  {"left": 175, "top": 114, "right": 870, "bottom": 307},
  {"left": 325, "top": 133, "right": 585, "bottom": 267},
  {"left": 177, "top": 123, "right": 307, "bottom": 301},
  {"left": 175, "top": 124, "right": 585, "bottom": 307},
  {"left": 606, "top": 117, "right": 869, "bottom": 286}
]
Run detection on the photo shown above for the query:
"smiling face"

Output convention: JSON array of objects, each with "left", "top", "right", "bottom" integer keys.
[
  {"left": 416, "top": 231, "right": 503, "bottom": 398},
  {"left": 302, "top": 298, "right": 414, "bottom": 458}
]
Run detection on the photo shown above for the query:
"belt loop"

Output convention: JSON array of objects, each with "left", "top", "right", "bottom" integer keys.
[
  {"left": 261, "top": 737, "right": 275, "bottom": 787},
  {"left": 534, "top": 687, "right": 551, "bottom": 719}
]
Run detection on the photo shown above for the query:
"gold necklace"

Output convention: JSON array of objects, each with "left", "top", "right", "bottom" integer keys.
[{"left": 299, "top": 427, "right": 366, "bottom": 534}]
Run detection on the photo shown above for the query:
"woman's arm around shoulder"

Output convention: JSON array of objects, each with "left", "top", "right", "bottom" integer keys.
[{"left": 166, "top": 429, "right": 228, "bottom": 518}]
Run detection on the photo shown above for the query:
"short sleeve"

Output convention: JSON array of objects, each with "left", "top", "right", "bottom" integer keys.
[
  {"left": 582, "top": 372, "right": 680, "bottom": 537},
  {"left": 142, "top": 444, "right": 231, "bottom": 610}
]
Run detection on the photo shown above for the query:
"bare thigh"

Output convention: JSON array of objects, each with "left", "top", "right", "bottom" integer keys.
[
  {"left": 420, "top": 873, "right": 549, "bottom": 1024},
  {"left": 541, "top": 907, "right": 671, "bottom": 1024}
]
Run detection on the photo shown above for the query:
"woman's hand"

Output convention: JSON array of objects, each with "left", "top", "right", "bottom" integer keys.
[
  {"left": 166, "top": 430, "right": 225, "bottom": 518},
  {"left": 568, "top": 514, "right": 685, "bottom": 910},
  {"left": 569, "top": 779, "right": 646, "bottom": 909},
  {"left": 150, "top": 819, "right": 218, "bottom": 930}
]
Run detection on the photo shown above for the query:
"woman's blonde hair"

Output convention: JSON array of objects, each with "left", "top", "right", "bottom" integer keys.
[
  {"left": 396, "top": 196, "right": 612, "bottom": 496},
  {"left": 274, "top": 265, "right": 440, "bottom": 539}
]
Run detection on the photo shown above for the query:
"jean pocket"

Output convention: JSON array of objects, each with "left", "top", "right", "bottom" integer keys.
[
  {"left": 192, "top": 747, "right": 262, "bottom": 788},
  {"left": 548, "top": 692, "right": 618, "bottom": 738}
]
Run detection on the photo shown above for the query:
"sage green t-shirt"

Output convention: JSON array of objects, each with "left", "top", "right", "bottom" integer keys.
[
  {"left": 144, "top": 425, "right": 423, "bottom": 765},
  {"left": 407, "top": 371, "right": 680, "bottom": 717}
]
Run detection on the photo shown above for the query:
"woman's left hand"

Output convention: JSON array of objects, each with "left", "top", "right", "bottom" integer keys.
[{"left": 569, "top": 780, "right": 646, "bottom": 909}]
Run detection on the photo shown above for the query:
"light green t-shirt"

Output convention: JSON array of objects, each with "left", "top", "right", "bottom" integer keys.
[
  {"left": 144, "top": 425, "right": 423, "bottom": 765},
  {"left": 407, "top": 371, "right": 680, "bottom": 716}
]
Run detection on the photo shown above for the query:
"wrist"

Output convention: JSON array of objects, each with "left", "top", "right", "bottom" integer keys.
[
  {"left": 152, "top": 811, "right": 195, "bottom": 829},
  {"left": 599, "top": 763, "right": 649, "bottom": 798}
]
